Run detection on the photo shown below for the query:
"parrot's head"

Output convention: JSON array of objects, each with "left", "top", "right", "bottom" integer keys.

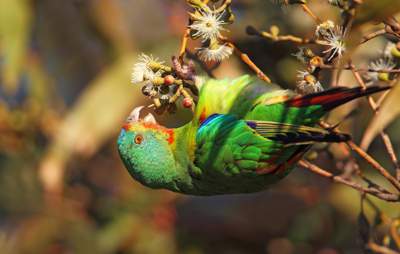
[{"left": 117, "top": 106, "right": 181, "bottom": 191}]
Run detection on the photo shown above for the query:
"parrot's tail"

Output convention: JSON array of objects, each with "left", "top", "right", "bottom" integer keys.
[
  {"left": 269, "top": 131, "right": 351, "bottom": 145},
  {"left": 286, "top": 85, "right": 391, "bottom": 111}
]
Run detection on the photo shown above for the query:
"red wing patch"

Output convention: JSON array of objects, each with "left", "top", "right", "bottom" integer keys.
[
  {"left": 286, "top": 93, "right": 350, "bottom": 107},
  {"left": 199, "top": 108, "right": 207, "bottom": 124},
  {"left": 256, "top": 156, "right": 279, "bottom": 175},
  {"left": 256, "top": 146, "right": 309, "bottom": 175}
]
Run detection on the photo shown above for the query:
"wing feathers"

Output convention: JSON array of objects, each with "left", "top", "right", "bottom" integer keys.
[
  {"left": 285, "top": 85, "right": 391, "bottom": 110},
  {"left": 247, "top": 120, "right": 351, "bottom": 144}
]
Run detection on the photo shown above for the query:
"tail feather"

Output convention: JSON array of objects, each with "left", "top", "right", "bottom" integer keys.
[
  {"left": 268, "top": 131, "right": 351, "bottom": 144},
  {"left": 286, "top": 85, "right": 391, "bottom": 111},
  {"left": 247, "top": 120, "right": 352, "bottom": 145}
]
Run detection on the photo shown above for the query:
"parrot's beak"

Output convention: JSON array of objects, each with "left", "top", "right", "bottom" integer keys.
[{"left": 126, "top": 106, "right": 157, "bottom": 124}]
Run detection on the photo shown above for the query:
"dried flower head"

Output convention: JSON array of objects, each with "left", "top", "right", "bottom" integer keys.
[
  {"left": 365, "top": 58, "right": 396, "bottom": 82},
  {"left": 296, "top": 70, "right": 324, "bottom": 94},
  {"left": 189, "top": 9, "right": 227, "bottom": 41},
  {"left": 315, "top": 20, "right": 335, "bottom": 38},
  {"left": 383, "top": 41, "right": 400, "bottom": 59},
  {"left": 131, "top": 54, "right": 163, "bottom": 83},
  {"left": 197, "top": 43, "right": 233, "bottom": 62},
  {"left": 292, "top": 47, "right": 315, "bottom": 63}
]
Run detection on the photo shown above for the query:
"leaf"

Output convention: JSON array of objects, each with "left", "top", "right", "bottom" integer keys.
[
  {"left": 0, "top": 0, "right": 31, "bottom": 93},
  {"left": 361, "top": 82, "right": 400, "bottom": 150}
]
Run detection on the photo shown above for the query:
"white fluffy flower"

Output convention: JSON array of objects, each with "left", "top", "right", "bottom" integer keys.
[
  {"left": 365, "top": 58, "right": 395, "bottom": 81},
  {"left": 189, "top": 10, "right": 226, "bottom": 41},
  {"left": 197, "top": 43, "right": 233, "bottom": 62},
  {"left": 131, "top": 54, "right": 163, "bottom": 84},
  {"left": 296, "top": 70, "right": 324, "bottom": 94},
  {"left": 322, "top": 26, "right": 346, "bottom": 61},
  {"left": 383, "top": 42, "right": 396, "bottom": 58}
]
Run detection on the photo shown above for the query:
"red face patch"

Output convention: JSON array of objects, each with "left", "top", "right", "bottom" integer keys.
[
  {"left": 123, "top": 122, "right": 174, "bottom": 145},
  {"left": 143, "top": 122, "right": 175, "bottom": 144},
  {"left": 122, "top": 123, "right": 131, "bottom": 131}
]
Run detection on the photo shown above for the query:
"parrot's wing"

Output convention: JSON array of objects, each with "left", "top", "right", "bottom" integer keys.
[
  {"left": 245, "top": 120, "right": 351, "bottom": 145},
  {"left": 195, "top": 114, "right": 284, "bottom": 175},
  {"left": 195, "top": 114, "right": 349, "bottom": 176},
  {"left": 194, "top": 114, "right": 306, "bottom": 175}
]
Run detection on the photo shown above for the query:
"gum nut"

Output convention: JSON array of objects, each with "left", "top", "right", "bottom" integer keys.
[
  {"left": 182, "top": 98, "right": 193, "bottom": 108},
  {"left": 164, "top": 75, "right": 175, "bottom": 85}
]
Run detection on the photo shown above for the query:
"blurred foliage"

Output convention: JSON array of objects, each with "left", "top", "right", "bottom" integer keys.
[
  {"left": 362, "top": 80, "right": 400, "bottom": 150},
  {"left": 0, "top": 0, "right": 399, "bottom": 253},
  {"left": 0, "top": 0, "right": 31, "bottom": 93}
]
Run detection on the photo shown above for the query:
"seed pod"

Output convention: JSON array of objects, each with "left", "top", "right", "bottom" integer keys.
[
  {"left": 164, "top": 75, "right": 175, "bottom": 85},
  {"left": 378, "top": 72, "right": 390, "bottom": 82},
  {"left": 391, "top": 44, "right": 400, "bottom": 58},
  {"left": 182, "top": 97, "right": 193, "bottom": 108}
]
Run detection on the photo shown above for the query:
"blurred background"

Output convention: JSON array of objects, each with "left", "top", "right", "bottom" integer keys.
[{"left": 0, "top": 0, "right": 399, "bottom": 253}]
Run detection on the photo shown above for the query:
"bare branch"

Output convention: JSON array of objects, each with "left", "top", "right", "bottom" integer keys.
[{"left": 298, "top": 160, "right": 400, "bottom": 202}]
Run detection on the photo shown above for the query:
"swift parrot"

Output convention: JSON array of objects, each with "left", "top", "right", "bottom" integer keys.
[{"left": 117, "top": 75, "right": 389, "bottom": 195}]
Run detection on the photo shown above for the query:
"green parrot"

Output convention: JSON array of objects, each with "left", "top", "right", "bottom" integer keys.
[{"left": 117, "top": 75, "right": 389, "bottom": 195}]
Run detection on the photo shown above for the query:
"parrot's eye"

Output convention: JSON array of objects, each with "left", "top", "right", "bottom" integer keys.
[{"left": 134, "top": 134, "right": 144, "bottom": 144}]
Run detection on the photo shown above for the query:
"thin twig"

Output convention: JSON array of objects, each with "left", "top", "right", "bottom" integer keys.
[
  {"left": 300, "top": 4, "right": 321, "bottom": 23},
  {"left": 213, "top": 0, "right": 231, "bottom": 13},
  {"left": 319, "top": 120, "right": 400, "bottom": 192},
  {"left": 298, "top": 160, "right": 399, "bottom": 202},
  {"left": 350, "top": 66, "right": 400, "bottom": 184},
  {"left": 376, "top": 90, "right": 391, "bottom": 108},
  {"left": 248, "top": 26, "right": 325, "bottom": 45},
  {"left": 361, "top": 29, "right": 387, "bottom": 44},
  {"left": 222, "top": 40, "right": 272, "bottom": 83},
  {"left": 179, "top": 28, "right": 191, "bottom": 61},
  {"left": 319, "top": 63, "right": 400, "bottom": 73},
  {"left": 347, "top": 141, "right": 400, "bottom": 192}
]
